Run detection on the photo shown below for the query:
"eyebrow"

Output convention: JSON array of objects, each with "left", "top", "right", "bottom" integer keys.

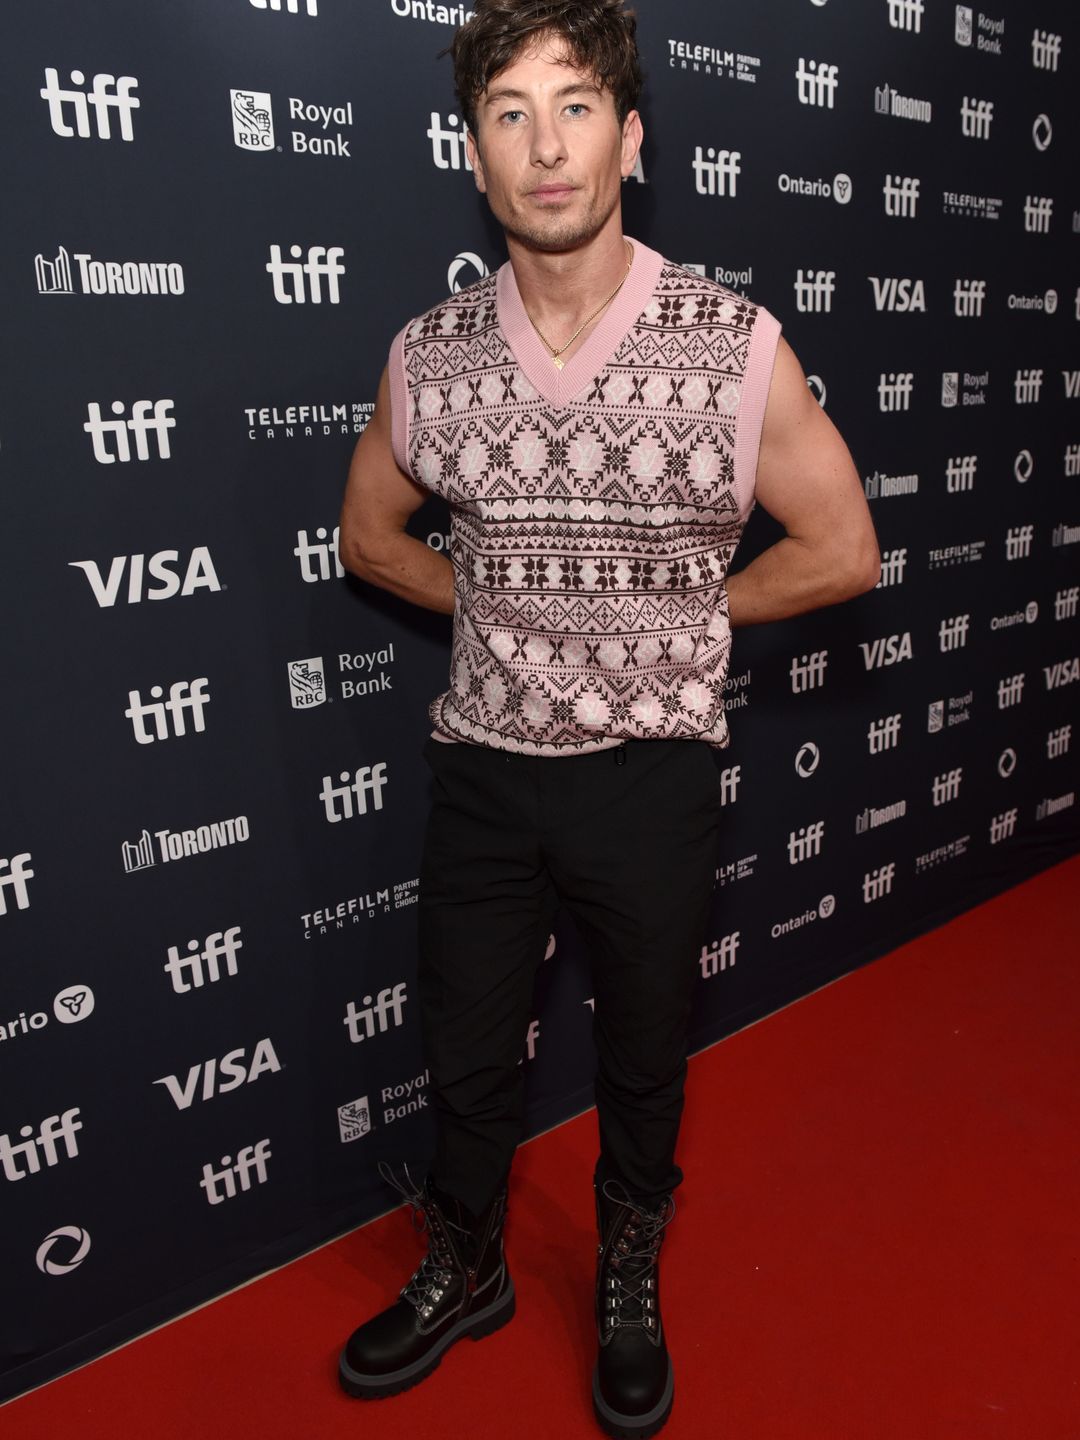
[{"left": 483, "top": 82, "right": 603, "bottom": 107}]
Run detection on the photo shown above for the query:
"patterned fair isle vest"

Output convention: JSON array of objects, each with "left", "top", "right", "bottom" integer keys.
[{"left": 388, "top": 237, "right": 781, "bottom": 756}]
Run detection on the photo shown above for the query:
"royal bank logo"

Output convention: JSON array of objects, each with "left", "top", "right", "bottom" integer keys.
[
  {"left": 35, "top": 246, "right": 185, "bottom": 296},
  {"left": 231, "top": 90, "right": 274, "bottom": 150},
  {"left": 961, "top": 97, "right": 994, "bottom": 139},
  {"left": 928, "top": 693, "right": 973, "bottom": 732},
  {"left": 946, "top": 456, "right": 977, "bottom": 492},
  {"left": 942, "top": 370, "right": 989, "bottom": 407},
  {"left": 868, "top": 714, "right": 902, "bottom": 753},
  {"left": 778, "top": 172, "right": 851, "bottom": 204},
  {"left": 796, "top": 58, "right": 839, "bottom": 108},
  {"left": 794, "top": 270, "right": 836, "bottom": 313},
  {"left": 448, "top": 251, "right": 489, "bottom": 292},
  {"left": 955, "top": 5, "right": 973, "bottom": 45},
  {"left": 869, "top": 276, "right": 925, "bottom": 313},
  {"left": 888, "top": 0, "right": 924, "bottom": 33},
  {"left": 874, "top": 83, "right": 932, "bottom": 124},
  {"left": 667, "top": 38, "right": 761, "bottom": 83},
  {"left": 83, "top": 399, "right": 175, "bottom": 462},
  {"left": 338, "top": 1096, "right": 372, "bottom": 1142},
  {"left": 428, "top": 111, "right": 472, "bottom": 171},
  {"left": 883, "top": 175, "right": 920, "bottom": 218},
  {"left": 955, "top": 8, "right": 1005, "bottom": 54},
  {"left": 693, "top": 147, "right": 742, "bottom": 197},
  {"left": 0, "top": 853, "right": 34, "bottom": 917},
  {"left": 942, "top": 191, "right": 1002, "bottom": 221},
  {"left": 288, "top": 657, "right": 326, "bottom": 709},
  {"left": 266, "top": 245, "right": 345, "bottom": 303},
  {"left": 165, "top": 929, "right": 243, "bottom": 994},
  {"left": 122, "top": 815, "right": 250, "bottom": 873},
  {"left": 1024, "top": 196, "right": 1053, "bottom": 234},
  {"left": 1032, "top": 29, "right": 1062, "bottom": 71},
  {"left": 879, "top": 373, "right": 914, "bottom": 412},
  {"left": 40, "top": 68, "right": 139, "bottom": 141}
]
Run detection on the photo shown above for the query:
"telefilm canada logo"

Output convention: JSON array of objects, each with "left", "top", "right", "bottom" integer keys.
[
  {"left": 942, "top": 191, "right": 1002, "bottom": 221},
  {"left": 302, "top": 878, "right": 419, "bottom": 940},
  {"left": 245, "top": 401, "right": 372, "bottom": 440},
  {"left": 667, "top": 36, "right": 761, "bottom": 83}
]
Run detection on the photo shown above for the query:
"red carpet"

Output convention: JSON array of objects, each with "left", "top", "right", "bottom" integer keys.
[{"left": 5, "top": 854, "right": 1079, "bottom": 1439}]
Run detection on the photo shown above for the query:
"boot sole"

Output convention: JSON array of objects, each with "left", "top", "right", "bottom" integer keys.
[
  {"left": 338, "top": 1278, "right": 515, "bottom": 1399},
  {"left": 591, "top": 1357, "right": 674, "bottom": 1440}
]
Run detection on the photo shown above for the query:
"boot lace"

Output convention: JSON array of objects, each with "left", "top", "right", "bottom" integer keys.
[
  {"left": 378, "top": 1160, "right": 459, "bottom": 1321},
  {"left": 601, "top": 1181, "right": 675, "bottom": 1334}
]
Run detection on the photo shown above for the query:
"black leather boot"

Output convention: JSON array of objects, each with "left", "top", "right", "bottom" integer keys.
[
  {"left": 339, "top": 1161, "right": 514, "bottom": 1398},
  {"left": 592, "top": 1177, "right": 676, "bottom": 1439}
]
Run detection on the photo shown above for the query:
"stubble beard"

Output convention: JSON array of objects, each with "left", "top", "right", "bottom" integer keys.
[{"left": 492, "top": 183, "right": 621, "bottom": 256}]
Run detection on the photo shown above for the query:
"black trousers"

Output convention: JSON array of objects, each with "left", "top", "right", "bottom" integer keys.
[{"left": 417, "top": 735, "right": 723, "bottom": 1217}]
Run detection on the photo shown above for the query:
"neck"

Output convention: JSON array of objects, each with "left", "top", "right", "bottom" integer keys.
[{"left": 506, "top": 215, "right": 630, "bottom": 332}]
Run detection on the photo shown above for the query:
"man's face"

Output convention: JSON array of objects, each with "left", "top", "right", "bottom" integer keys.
[{"left": 466, "top": 34, "right": 642, "bottom": 253}]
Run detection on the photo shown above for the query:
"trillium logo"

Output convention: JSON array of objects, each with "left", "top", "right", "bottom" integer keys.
[{"left": 447, "top": 252, "right": 488, "bottom": 292}]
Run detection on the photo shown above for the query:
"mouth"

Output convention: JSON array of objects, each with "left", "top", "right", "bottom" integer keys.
[{"left": 528, "top": 184, "right": 578, "bottom": 203}]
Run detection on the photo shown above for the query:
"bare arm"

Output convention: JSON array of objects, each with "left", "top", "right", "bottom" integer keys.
[
  {"left": 726, "top": 336, "right": 881, "bottom": 627},
  {"left": 338, "top": 365, "right": 454, "bottom": 615}
]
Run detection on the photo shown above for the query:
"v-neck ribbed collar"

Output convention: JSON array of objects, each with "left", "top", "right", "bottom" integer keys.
[{"left": 495, "top": 236, "right": 665, "bottom": 407}]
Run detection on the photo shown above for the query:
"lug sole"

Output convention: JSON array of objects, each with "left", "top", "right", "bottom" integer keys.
[
  {"left": 591, "top": 1356, "right": 674, "bottom": 1440},
  {"left": 338, "top": 1277, "right": 516, "bottom": 1399}
]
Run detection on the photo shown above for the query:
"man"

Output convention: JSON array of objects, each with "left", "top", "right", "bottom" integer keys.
[{"left": 336, "top": 2, "right": 879, "bottom": 1435}]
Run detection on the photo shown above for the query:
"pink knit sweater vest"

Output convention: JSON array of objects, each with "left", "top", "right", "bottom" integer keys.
[{"left": 389, "top": 238, "right": 781, "bottom": 756}]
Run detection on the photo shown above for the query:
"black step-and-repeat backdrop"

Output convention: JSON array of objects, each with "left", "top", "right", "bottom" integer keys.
[{"left": 2, "top": 0, "right": 1077, "bottom": 1405}]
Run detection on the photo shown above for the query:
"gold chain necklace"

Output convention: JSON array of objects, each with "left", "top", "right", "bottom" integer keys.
[{"left": 525, "top": 240, "right": 633, "bottom": 370}]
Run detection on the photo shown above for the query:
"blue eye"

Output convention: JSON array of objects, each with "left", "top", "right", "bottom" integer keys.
[
  {"left": 567, "top": 103, "right": 587, "bottom": 117},
  {"left": 501, "top": 110, "right": 524, "bottom": 124}
]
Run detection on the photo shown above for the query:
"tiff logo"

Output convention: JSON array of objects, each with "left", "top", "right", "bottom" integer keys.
[
  {"left": 320, "top": 764, "right": 389, "bottom": 823},
  {"left": 794, "top": 269, "right": 836, "bottom": 313},
  {"left": 877, "top": 548, "right": 908, "bottom": 587},
  {"left": 1048, "top": 725, "right": 1072, "bottom": 760},
  {"left": 1005, "top": 525, "right": 1034, "bottom": 560},
  {"left": 1024, "top": 196, "right": 1053, "bottom": 234},
  {"left": 0, "top": 1109, "right": 82, "bottom": 1182},
  {"left": 932, "top": 768, "right": 963, "bottom": 806},
  {"left": 125, "top": 678, "right": 210, "bottom": 745},
  {"left": 883, "top": 175, "right": 920, "bottom": 218},
  {"left": 788, "top": 822, "right": 825, "bottom": 865},
  {"left": 868, "top": 714, "right": 902, "bottom": 754},
  {"left": 266, "top": 245, "right": 344, "bottom": 304},
  {"left": 796, "top": 59, "right": 839, "bottom": 108},
  {"left": 879, "top": 372, "right": 914, "bottom": 411},
  {"left": 251, "top": 0, "right": 317, "bottom": 13},
  {"left": 1015, "top": 369, "right": 1044, "bottom": 404},
  {"left": 84, "top": 399, "right": 174, "bottom": 463},
  {"left": 954, "top": 279, "right": 986, "bottom": 317},
  {"left": 1066, "top": 445, "right": 1080, "bottom": 478},
  {"left": 700, "top": 933, "right": 740, "bottom": 978},
  {"left": 165, "top": 928, "right": 243, "bottom": 994},
  {"left": 790, "top": 651, "right": 828, "bottom": 693},
  {"left": 201, "top": 1140, "right": 272, "bottom": 1205},
  {"left": 1031, "top": 29, "right": 1062, "bottom": 71},
  {"left": 997, "top": 674, "right": 1025, "bottom": 709},
  {"left": 692, "top": 146, "right": 741, "bottom": 197},
  {"left": 989, "top": 809, "right": 1018, "bottom": 844},
  {"left": 0, "top": 853, "right": 34, "bottom": 916},
  {"left": 939, "top": 614, "right": 971, "bottom": 651},
  {"left": 295, "top": 526, "right": 344, "bottom": 582},
  {"left": 888, "top": 0, "right": 924, "bottom": 32},
  {"left": 1056, "top": 587, "right": 1079, "bottom": 620},
  {"left": 718, "top": 765, "right": 741, "bottom": 806},
  {"left": 961, "top": 97, "right": 994, "bottom": 140},
  {"left": 428, "top": 112, "right": 472, "bottom": 171},
  {"left": 947, "top": 455, "right": 977, "bottom": 492},
  {"left": 344, "top": 983, "right": 408, "bottom": 1043},
  {"left": 40, "top": 68, "right": 139, "bottom": 141},
  {"left": 863, "top": 862, "right": 896, "bottom": 903}
]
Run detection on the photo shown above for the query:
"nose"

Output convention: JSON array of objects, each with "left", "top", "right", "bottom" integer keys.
[{"left": 530, "top": 107, "right": 568, "bottom": 170}]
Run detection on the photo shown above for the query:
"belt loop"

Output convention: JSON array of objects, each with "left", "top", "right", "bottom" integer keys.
[{"left": 614, "top": 744, "right": 627, "bottom": 766}]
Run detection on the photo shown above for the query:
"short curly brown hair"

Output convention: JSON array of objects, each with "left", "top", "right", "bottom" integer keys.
[{"left": 448, "top": 0, "right": 643, "bottom": 137}]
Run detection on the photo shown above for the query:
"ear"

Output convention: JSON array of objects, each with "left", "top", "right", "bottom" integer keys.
[
  {"left": 466, "top": 127, "right": 488, "bottom": 194},
  {"left": 619, "top": 109, "right": 643, "bottom": 179}
]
